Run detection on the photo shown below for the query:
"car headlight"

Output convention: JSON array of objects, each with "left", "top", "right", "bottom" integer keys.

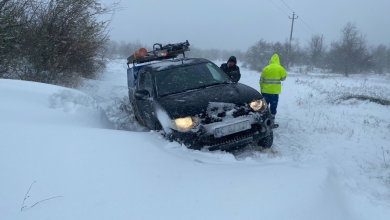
[
  {"left": 170, "top": 116, "right": 199, "bottom": 131},
  {"left": 249, "top": 99, "right": 267, "bottom": 112}
]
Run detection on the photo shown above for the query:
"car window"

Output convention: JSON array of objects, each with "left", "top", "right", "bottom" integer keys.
[
  {"left": 206, "top": 63, "right": 227, "bottom": 81},
  {"left": 155, "top": 63, "right": 231, "bottom": 96},
  {"left": 138, "top": 71, "right": 153, "bottom": 95}
]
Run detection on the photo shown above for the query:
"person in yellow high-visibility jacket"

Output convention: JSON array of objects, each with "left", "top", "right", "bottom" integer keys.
[{"left": 260, "top": 54, "right": 286, "bottom": 128}]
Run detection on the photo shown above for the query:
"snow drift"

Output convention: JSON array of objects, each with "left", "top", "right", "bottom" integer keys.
[{"left": 1, "top": 60, "right": 390, "bottom": 220}]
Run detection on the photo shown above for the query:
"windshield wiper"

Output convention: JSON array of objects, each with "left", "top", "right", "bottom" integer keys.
[
  {"left": 159, "top": 82, "right": 229, "bottom": 97},
  {"left": 159, "top": 90, "right": 185, "bottom": 97},
  {"left": 193, "top": 82, "right": 229, "bottom": 90}
]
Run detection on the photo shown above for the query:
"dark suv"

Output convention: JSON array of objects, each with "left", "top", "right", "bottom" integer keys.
[{"left": 127, "top": 42, "right": 274, "bottom": 151}]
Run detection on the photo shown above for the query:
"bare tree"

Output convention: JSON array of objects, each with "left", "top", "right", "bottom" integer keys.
[
  {"left": 271, "top": 41, "right": 287, "bottom": 66},
  {"left": 0, "top": 0, "right": 38, "bottom": 77},
  {"left": 370, "top": 44, "right": 388, "bottom": 74},
  {"left": 328, "top": 22, "right": 371, "bottom": 76},
  {"left": 1, "top": 0, "right": 121, "bottom": 87},
  {"left": 246, "top": 39, "right": 293, "bottom": 71},
  {"left": 306, "top": 35, "right": 326, "bottom": 71},
  {"left": 246, "top": 39, "right": 273, "bottom": 71}
]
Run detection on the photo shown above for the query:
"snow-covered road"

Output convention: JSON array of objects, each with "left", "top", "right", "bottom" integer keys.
[{"left": 1, "top": 60, "right": 390, "bottom": 220}]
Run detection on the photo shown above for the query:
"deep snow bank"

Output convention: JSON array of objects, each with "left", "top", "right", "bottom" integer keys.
[
  {"left": 0, "top": 79, "right": 113, "bottom": 129},
  {"left": 1, "top": 64, "right": 390, "bottom": 220}
]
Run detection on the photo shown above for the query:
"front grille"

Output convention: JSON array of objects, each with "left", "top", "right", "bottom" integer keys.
[
  {"left": 233, "top": 107, "right": 249, "bottom": 117},
  {"left": 201, "top": 123, "right": 262, "bottom": 148},
  {"left": 208, "top": 131, "right": 255, "bottom": 147},
  {"left": 203, "top": 116, "right": 222, "bottom": 124}
]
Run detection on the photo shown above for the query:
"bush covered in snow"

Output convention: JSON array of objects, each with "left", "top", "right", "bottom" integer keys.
[{"left": 0, "top": 0, "right": 120, "bottom": 87}]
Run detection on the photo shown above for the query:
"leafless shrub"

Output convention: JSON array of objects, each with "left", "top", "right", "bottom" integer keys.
[
  {"left": 21, "top": 181, "right": 63, "bottom": 211},
  {"left": 1, "top": 0, "right": 39, "bottom": 77},
  {"left": 1, "top": 0, "right": 121, "bottom": 87},
  {"left": 245, "top": 39, "right": 293, "bottom": 71},
  {"left": 339, "top": 95, "right": 390, "bottom": 106}
]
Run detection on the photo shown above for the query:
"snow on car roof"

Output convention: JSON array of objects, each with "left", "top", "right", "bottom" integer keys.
[{"left": 147, "top": 58, "right": 207, "bottom": 71}]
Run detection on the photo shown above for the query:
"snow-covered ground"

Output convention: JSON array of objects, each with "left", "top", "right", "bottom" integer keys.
[{"left": 1, "top": 59, "right": 390, "bottom": 220}]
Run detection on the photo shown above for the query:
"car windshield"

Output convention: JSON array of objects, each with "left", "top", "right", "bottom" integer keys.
[{"left": 155, "top": 62, "right": 232, "bottom": 96}]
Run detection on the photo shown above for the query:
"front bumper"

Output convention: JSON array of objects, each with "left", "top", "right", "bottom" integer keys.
[{"left": 167, "top": 113, "right": 273, "bottom": 152}]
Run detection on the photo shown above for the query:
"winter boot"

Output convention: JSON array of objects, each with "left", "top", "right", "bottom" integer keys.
[{"left": 272, "top": 114, "right": 279, "bottom": 128}]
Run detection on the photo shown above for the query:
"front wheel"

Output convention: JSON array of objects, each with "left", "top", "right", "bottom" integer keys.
[
  {"left": 130, "top": 98, "right": 145, "bottom": 126},
  {"left": 257, "top": 131, "right": 273, "bottom": 149},
  {"left": 154, "top": 120, "right": 163, "bottom": 131}
]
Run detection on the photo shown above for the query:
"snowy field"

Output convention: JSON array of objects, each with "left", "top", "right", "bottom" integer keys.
[{"left": 1, "top": 59, "right": 390, "bottom": 220}]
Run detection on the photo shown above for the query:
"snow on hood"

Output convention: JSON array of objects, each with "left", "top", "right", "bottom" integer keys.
[
  {"left": 156, "top": 83, "right": 262, "bottom": 119},
  {"left": 202, "top": 102, "right": 261, "bottom": 135},
  {"left": 206, "top": 102, "right": 237, "bottom": 117}
]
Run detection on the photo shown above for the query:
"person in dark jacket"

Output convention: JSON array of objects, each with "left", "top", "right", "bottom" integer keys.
[{"left": 220, "top": 56, "right": 241, "bottom": 82}]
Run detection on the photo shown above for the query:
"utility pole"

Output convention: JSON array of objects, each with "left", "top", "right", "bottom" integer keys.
[{"left": 287, "top": 12, "right": 298, "bottom": 70}]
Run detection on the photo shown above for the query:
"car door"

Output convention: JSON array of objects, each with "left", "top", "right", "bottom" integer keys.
[{"left": 135, "top": 70, "right": 154, "bottom": 128}]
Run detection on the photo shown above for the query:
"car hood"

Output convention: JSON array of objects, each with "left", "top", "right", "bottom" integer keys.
[{"left": 155, "top": 83, "right": 263, "bottom": 119}]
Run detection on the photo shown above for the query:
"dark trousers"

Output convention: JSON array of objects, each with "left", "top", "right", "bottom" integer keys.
[{"left": 262, "top": 93, "right": 279, "bottom": 117}]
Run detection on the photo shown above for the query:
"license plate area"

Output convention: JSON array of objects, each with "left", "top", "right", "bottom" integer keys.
[{"left": 214, "top": 120, "right": 251, "bottom": 138}]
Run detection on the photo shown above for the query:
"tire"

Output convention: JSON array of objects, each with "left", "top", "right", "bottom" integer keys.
[
  {"left": 154, "top": 120, "right": 163, "bottom": 131},
  {"left": 130, "top": 99, "right": 145, "bottom": 126},
  {"left": 257, "top": 131, "right": 273, "bottom": 149},
  {"left": 134, "top": 113, "right": 145, "bottom": 126}
]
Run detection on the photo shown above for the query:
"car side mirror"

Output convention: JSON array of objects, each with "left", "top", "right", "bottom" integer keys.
[{"left": 135, "top": 89, "right": 150, "bottom": 100}]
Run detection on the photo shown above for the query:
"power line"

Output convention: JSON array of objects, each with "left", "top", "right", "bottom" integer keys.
[
  {"left": 280, "top": 0, "right": 318, "bottom": 34},
  {"left": 268, "top": 0, "right": 289, "bottom": 17},
  {"left": 295, "top": 21, "right": 312, "bottom": 34},
  {"left": 281, "top": 0, "right": 294, "bottom": 12},
  {"left": 299, "top": 18, "right": 318, "bottom": 34},
  {"left": 268, "top": 0, "right": 317, "bottom": 36}
]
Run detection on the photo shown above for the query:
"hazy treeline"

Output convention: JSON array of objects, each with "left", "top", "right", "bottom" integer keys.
[
  {"left": 0, "top": 0, "right": 119, "bottom": 87},
  {"left": 104, "top": 40, "right": 246, "bottom": 64},
  {"left": 107, "top": 22, "right": 390, "bottom": 76},
  {"left": 228, "top": 22, "right": 389, "bottom": 76},
  {"left": 105, "top": 40, "right": 146, "bottom": 60},
  {"left": 2, "top": 0, "right": 389, "bottom": 89},
  {"left": 246, "top": 22, "right": 390, "bottom": 76}
]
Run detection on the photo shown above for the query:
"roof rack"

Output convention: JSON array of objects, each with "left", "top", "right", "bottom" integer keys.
[{"left": 127, "top": 40, "right": 190, "bottom": 67}]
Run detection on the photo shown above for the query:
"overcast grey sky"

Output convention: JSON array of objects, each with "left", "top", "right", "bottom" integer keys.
[{"left": 101, "top": 0, "right": 390, "bottom": 51}]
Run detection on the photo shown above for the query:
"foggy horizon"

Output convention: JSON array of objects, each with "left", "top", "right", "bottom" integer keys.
[{"left": 101, "top": 0, "right": 390, "bottom": 51}]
